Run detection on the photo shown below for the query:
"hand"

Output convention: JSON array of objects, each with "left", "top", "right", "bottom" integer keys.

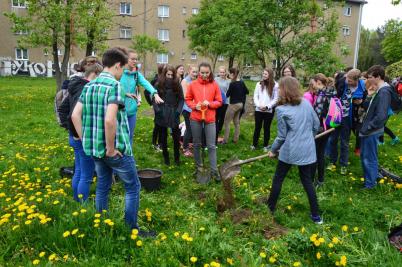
[
  {"left": 259, "top": 106, "right": 267, "bottom": 111},
  {"left": 196, "top": 102, "right": 202, "bottom": 111},
  {"left": 267, "top": 151, "right": 277, "bottom": 158},
  {"left": 126, "top": 93, "right": 137, "bottom": 100},
  {"left": 367, "top": 88, "right": 377, "bottom": 96},
  {"left": 137, "top": 101, "right": 141, "bottom": 107},
  {"left": 202, "top": 100, "right": 210, "bottom": 107},
  {"left": 154, "top": 93, "right": 164, "bottom": 104},
  {"left": 106, "top": 148, "right": 122, "bottom": 158}
]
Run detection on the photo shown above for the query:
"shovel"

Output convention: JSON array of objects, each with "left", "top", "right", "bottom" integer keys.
[
  {"left": 219, "top": 128, "right": 335, "bottom": 181},
  {"left": 196, "top": 105, "right": 211, "bottom": 184}
]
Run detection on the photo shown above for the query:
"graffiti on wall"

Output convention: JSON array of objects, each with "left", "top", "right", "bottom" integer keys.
[{"left": 0, "top": 60, "right": 78, "bottom": 77}]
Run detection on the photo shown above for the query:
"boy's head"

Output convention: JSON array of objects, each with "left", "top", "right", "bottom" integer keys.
[
  {"left": 102, "top": 47, "right": 128, "bottom": 80},
  {"left": 367, "top": 65, "right": 385, "bottom": 86},
  {"left": 84, "top": 63, "right": 103, "bottom": 81},
  {"left": 346, "top": 69, "right": 361, "bottom": 88}
]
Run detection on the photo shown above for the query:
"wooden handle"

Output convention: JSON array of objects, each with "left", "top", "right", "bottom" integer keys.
[
  {"left": 315, "top": 128, "right": 335, "bottom": 139},
  {"left": 200, "top": 104, "right": 207, "bottom": 121}
]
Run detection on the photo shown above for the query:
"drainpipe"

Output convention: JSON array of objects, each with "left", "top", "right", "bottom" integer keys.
[{"left": 354, "top": 3, "right": 364, "bottom": 68}]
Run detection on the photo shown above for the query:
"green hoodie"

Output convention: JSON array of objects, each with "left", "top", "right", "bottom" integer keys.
[{"left": 120, "top": 69, "right": 157, "bottom": 116}]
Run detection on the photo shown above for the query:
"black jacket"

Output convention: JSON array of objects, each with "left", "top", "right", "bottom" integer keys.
[
  {"left": 64, "top": 77, "right": 89, "bottom": 137},
  {"left": 360, "top": 85, "right": 391, "bottom": 136},
  {"left": 154, "top": 80, "right": 184, "bottom": 128}
]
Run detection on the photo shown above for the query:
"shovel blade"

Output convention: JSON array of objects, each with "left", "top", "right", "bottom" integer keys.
[
  {"left": 196, "top": 167, "right": 211, "bottom": 184},
  {"left": 219, "top": 158, "right": 242, "bottom": 181}
]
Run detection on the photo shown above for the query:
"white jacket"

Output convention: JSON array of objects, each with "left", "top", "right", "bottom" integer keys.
[{"left": 253, "top": 82, "right": 279, "bottom": 112}]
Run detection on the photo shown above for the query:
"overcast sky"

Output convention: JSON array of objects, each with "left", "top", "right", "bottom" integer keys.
[{"left": 361, "top": 0, "right": 402, "bottom": 30}]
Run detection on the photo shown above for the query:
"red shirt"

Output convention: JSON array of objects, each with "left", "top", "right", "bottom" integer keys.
[{"left": 185, "top": 76, "right": 222, "bottom": 123}]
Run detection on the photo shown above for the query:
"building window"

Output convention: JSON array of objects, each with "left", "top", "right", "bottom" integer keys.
[
  {"left": 12, "top": 0, "right": 26, "bottom": 8},
  {"left": 182, "top": 30, "right": 186, "bottom": 38},
  {"left": 158, "top": 29, "right": 169, "bottom": 41},
  {"left": 120, "top": 2, "right": 132, "bottom": 15},
  {"left": 14, "top": 29, "right": 28, "bottom": 35},
  {"left": 342, "top": 26, "right": 351, "bottom": 36},
  {"left": 191, "top": 53, "right": 197, "bottom": 60},
  {"left": 157, "top": 53, "right": 168, "bottom": 64},
  {"left": 343, "top": 6, "right": 352, "bottom": 16},
  {"left": 91, "top": 51, "right": 97, "bottom": 56},
  {"left": 158, "top": 5, "right": 169, "bottom": 18},
  {"left": 57, "top": 49, "right": 62, "bottom": 56},
  {"left": 182, "top": 7, "right": 187, "bottom": 15},
  {"left": 218, "top": 55, "right": 224, "bottom": 62},
  {"left": 120, "top": 26, "right": 132, "bottom": 39},
  {"left": 192, "top": 8, "right": 199, "bottom": 15},
  {"left": 15, "top": 48, "right": 28, "bottom": 60}
]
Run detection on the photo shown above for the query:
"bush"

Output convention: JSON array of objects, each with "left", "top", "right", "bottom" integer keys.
[{"left": 386, "top": 60, "right": 402, "bottom": 78}]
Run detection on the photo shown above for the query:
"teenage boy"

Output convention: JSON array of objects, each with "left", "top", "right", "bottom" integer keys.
[
  {"left": 71, "top": 48, "right": 155, "bottom": 237},
  {"left": 328, "top": 69, "right": 365, "bottom": 175},
  {"left": 360, "top": 65, "right": 391, "bottom": 189}
]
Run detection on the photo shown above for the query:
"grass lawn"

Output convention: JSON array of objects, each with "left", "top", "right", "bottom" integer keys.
[{"left": 0, "top": 76, "right": 401, "bottom": 266}]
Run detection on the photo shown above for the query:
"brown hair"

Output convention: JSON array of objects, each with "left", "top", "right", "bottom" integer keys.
[
  {"left": 278, "top": 77, "right": 302, "bottom": 106},
  {"left": 305, "top": 78, "right": 315, "bottom": 93},
  {"left": 198, "top": 62, "right": 214, "bottom": 82},
  {"left": 313, "top": 73, "right": 328, "bottom": 86},
  {"left": 281, "top": 64, "right": 296, "bottom": 78},
  {"left": 156, "top": 64, "right": 181, "bottom": 96},
  {"left": 229, "top": 67, "right": 239, "bottom": 82},
  {"left": 346, "top": 69, "right": 361, "bottom": 81},
  {"left": 74, "top": 56, "right": 100, "bottom": 72},
  {"left": 260, "top": 68, "right": 275, "bottom": 97},
  {"left": 327, "top": 77, "right": 335, "bottom": 88},
  {"left": 84, "top": 63, "right": 103, "bottom": 77},
  {"left": 365, "top": 78, "right": 377, "bottom": 91}
]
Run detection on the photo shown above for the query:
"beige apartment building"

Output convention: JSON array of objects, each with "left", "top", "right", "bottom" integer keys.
[{"left": 0, "top": 0, "right": 365, "bottom": 77}]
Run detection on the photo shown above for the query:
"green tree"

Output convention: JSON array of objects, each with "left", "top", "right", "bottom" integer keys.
[
  {"left": 5, "top": 0, "right": 111, "bottom": 91},
  {"left": 131, "top": 35, "right": 167, "bottom": 76},
  {"left": 188, "top": 0, "right": 342, "bottom": 78},
  {"left": 357, "top": 27, "right": 387, "bottom": 71},
  {"left": 381, "top": 19, "right": 402, "bottom": 64}
]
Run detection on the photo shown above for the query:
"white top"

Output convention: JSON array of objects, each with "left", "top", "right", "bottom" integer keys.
[{"left": 253, "top": 82, "right": 279, "bottom": 112}]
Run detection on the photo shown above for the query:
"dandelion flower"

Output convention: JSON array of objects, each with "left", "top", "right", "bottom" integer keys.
[
  {"left": 25, "top": 220, "right": 32, "bottom": 225},
  {"left": 32, "top": 259, "right": 40, "bottom": 265},
  {"left": 63, "top": 231, "right": 71, "bottom": 238},
  {"left": 341, "top": 225, "right": 348, "bottom": 232},
  {"left": 71, "top": 229, "right": 79, "bottom": 235},
  {"left": 340, "top": 255, "right": 347, "bottom": 266},
  {"left": 316, "top": 252, "right": 321, "bottom": 259},
  {"left": 80, "top": 209, "right": 87, "bottom": 213},
  {"left": 332, "top": 237, "right": 340, "bottom": 244},
  {"left": 269, "top": 256, "right": 276, "bottom": 263},
  {"left": 136, "top": 240, "right": 143, "bottom": 247},
  {"left": 63, "top": 255, "right": 69, "bottom": 261},
  {"left": 259, "top": 252, "right": 267, "bottom": 258},
  {"left": 94, "top": 213, "right": 101, "bottom": 218},
  {"left": 353, "top": 227, "right": 359, "bottom": 232},
  {"left": 72, "top": 211, "right": 79, "bottom": 216},
  {"left": 78, "top": 234, "right": 85, "bottom": 238},
  {"left": 49, "top": 253, "right": 57, "bottom": 261},
  {"left": 190, "top": 256, "right": 197, "bottom": 263},
  {"left": 293, "top": 262, "right": 301, "bottom": 267},
  {"left": 39, "top": 252, "right": 46, "bottom": 258},
  {"left": 226, "top": 258, "right": 234, "bottom": 265},
  {"left": 53, "top": 200, "right": 60, "bottom": 205}
]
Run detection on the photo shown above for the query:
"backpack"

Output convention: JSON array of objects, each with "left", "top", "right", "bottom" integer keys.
[
  {"left": 386, "top": 85, "right": 402, "bottom": 113},
  {"left": 54, "top": 79, "right": 70, "bottom": 129},
  {"left": 324, "top": 97, "right": 343, "bottom": 129}
]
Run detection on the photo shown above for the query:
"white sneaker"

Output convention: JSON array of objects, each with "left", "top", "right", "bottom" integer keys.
[
  {"left": 250, "top": 145, "right": 256, "bottom": 150},
  {"left": 263, "top": 146, "right": 271, "bottom": 152}
]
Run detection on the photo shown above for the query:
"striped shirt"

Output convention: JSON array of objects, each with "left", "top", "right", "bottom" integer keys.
[{"left": 79, "top": 71, "right": 132, "bottom": 158}]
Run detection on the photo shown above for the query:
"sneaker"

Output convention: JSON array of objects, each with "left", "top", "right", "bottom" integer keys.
[
  {"left": 314, "top": 180, "right": 324, "bottom": 189},
  {"left": 183, "top": 149, "right": 193, "bottom": 157},
  {"left": 391, "top": 136, "right": 400, "bottom": 145},
  {"left": 378, "top": 141, "right": 385, "bottom": 146},
  {"left": 211, "top": 170, "right": 221, "bottom": 182},
  {"left": 311, "top": 215, "right": 323, "bottom": 225},
  {"left": 263, "top": 146, "right": 271, "bottom": 152},
  {"left": 138, "top": 229, "right": 157, "bottom": 238},
  {"left": 340, "top": 166, "right": 347, "bottom": 175},
  {"left": 250, "top": 145, "right": 256, "bottom": 151},
  {"left": 326, "top": 164, "right": 336, "bottom": 171},
  {"left": 153, "top": 144, "right": 162, "bottom": 152},
  {"left": 354, "top": 148, "right": 360, "bottom": 156}
]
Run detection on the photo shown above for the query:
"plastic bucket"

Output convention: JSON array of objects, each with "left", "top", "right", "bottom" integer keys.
[{"left": 138, "top": 169, "right": 163, "bottom": 191}]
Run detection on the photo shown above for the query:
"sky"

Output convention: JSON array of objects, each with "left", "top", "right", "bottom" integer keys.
[{"left": 361, "top": 0, "right": 402, "bottom": 30}]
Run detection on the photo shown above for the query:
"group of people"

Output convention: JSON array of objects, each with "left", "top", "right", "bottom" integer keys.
[{"left": 60, "top": 45, "right": 399, "bottom": 232}]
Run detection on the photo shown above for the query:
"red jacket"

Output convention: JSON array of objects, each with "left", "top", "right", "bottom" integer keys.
[{"left": 185, "top": 76, "right": 222, "bottom": 123}]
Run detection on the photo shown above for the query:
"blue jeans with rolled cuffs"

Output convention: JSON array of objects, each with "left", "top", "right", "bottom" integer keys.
[
  {"left": 93, "top": 154, "right": 141, "bottom": 229},
  {"left": 69, "top": 135, "right": 95, "bottom": 202}
]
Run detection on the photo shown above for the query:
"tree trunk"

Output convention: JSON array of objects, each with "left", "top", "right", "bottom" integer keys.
[
  {"left": 52, "top": 30, "right": 62, "bottom": 92},
  {"left": 85, "top": 29, "right": 95, "bottom": 56},
  {"left": 228, "top": 55, "right": 235, "bottom": 69},
  {"left": 211, "top": 54, "right": 218, "bottom": 73}
]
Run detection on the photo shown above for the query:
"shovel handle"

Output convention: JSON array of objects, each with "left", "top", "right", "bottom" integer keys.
[
  {"left": 315, "top": 128, "right": 335, "bottom": 139},
  {"left": 200, "top": 104, "right": 207, "bottom": 121}
]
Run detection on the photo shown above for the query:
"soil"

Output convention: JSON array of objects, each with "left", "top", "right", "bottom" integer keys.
[
  {"left": 216, "top": 177, "right": 236, "bottom": 213},
  {"left": 263, "top": 220, "right": 288, "bottom": 239},
  {"left": 230, "top": 208, "right": 253, "bottom": 224}
]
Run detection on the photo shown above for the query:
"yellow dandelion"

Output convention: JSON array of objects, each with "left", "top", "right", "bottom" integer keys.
[
  {"left": 316, "top": 252, "right": 321, "bottom": 259},
  {"left": 310, "top": 234, "right": 317, "bottom": 242},
  {"left": 269, "top": 256, "right": 276, "bottom": 263},
  {"left": 190, "top": 256, "right": 197, "bottom": 263},
  {"left": 332, "top": 237, "right": 340, "bottom": 244},
  {"left": 136, "top": 240, "right": 143, "bottom": 247},
  {"left": 80, "top": 209, "right": 87, "bottom": 213},
  {"left": 71, "top": 229, "right": 79, "bottom": 235},
  {"left": 63, "top": 255, "right": 69, "bottom": 261},
  {"left": 353, "top": 227, "right": 359, "bottom": 232},
  {"left": 53, "top": 200, "right": 60, "bottom": 205},
  {"left": 72, "top": 211, "right": 79, "bottom": 216},
  {"left": 49, "top": 253, "right": 57, "bottom": 261},
  {"left": 340, "top": 255, "right": 347, "bottom": 266},
  {"left": 174, "top": 232, "right": 179, "bottom": 237},
  {"left": 259, "top": 252, "right": 267, "bottom": 258},
  {"left": 63, "top": 231, "right": 71, "bottom": 238},
  {"left": 293, "top": 262, "right": 301, "bottom": 267},
  {"left": 94, "top": 213, "right": 101, "bottom": 218},
  {"left": 226, "top": 258, "right": 234, "bottom": 265},
  {"left": 25, "top": 220, "right": 32, "bottom": 225},
  {"left": 32, "top": 259, "right": 40, "bottom": 265},
  {"left": 341, "top": 225, "right": 348, "bottom": 232}
]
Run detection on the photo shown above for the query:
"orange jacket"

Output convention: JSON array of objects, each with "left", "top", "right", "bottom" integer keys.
[{"left": 185, "top": 76, "right": 222, "bottom": 123}]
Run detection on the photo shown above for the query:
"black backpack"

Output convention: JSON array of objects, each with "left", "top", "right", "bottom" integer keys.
[
  {"left": 386, "top": 85, "right": 402, "bottom": 113},
  {"left": 54, "top": 80, "right": 70, "bottom": 129}
]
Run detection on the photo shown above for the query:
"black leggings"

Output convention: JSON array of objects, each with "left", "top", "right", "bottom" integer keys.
[
  {"left": 160, "top": 126, "right": 180, "bottom": 163},
  {"left": 152, "top": 122, "right": 161, "bottom": 146},
  {"left": 182, "top": 111, "right": 192, "bottom": 149},
  {"left": 313, "top": 134, "right": 329, "bottom": 183},
  {"left": 216, "top": 104, "right": 228, "bottom": 138},
  {"left": 253, "top": 111, "right": 275, "bottom": 147},
  {"left": 267, "top": 161, "right": 320, "bottom": 216},
  {"left": 379, "top": 126, "right": 396, "bottom": 143}
]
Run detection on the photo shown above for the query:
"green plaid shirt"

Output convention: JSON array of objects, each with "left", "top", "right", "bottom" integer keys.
[{"left": 79, "top": 72, "right": 132, "bottom": 158}]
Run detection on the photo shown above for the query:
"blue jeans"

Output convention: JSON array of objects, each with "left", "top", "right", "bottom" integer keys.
[
  {"left": 128, "top": 114, "right": 137, "bottom": 148},
  {"left": 329, "top": 118, "right": 351, "bottom": 167},
  {"left": 93, "top": 155, "right": 141, "bottom": 229},
  {"left": 69, "top": 135, "right": 95, "bottom": 202},
  {"left": 360, "top": 133, "right": 380, "bottom": 188}
]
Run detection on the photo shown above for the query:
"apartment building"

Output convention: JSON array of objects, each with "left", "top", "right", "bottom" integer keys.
[{"left": 0, "top": 0, "right": 365, "bottom": 77}]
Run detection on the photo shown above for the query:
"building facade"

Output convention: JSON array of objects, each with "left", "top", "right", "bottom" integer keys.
[{"left": 0, "top": 0, "right": 365, "bottom": 77}]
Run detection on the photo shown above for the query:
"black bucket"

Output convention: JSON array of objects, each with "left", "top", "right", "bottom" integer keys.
[{"left": 138, "top": 169, "right": 163, "bottom": 191}]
